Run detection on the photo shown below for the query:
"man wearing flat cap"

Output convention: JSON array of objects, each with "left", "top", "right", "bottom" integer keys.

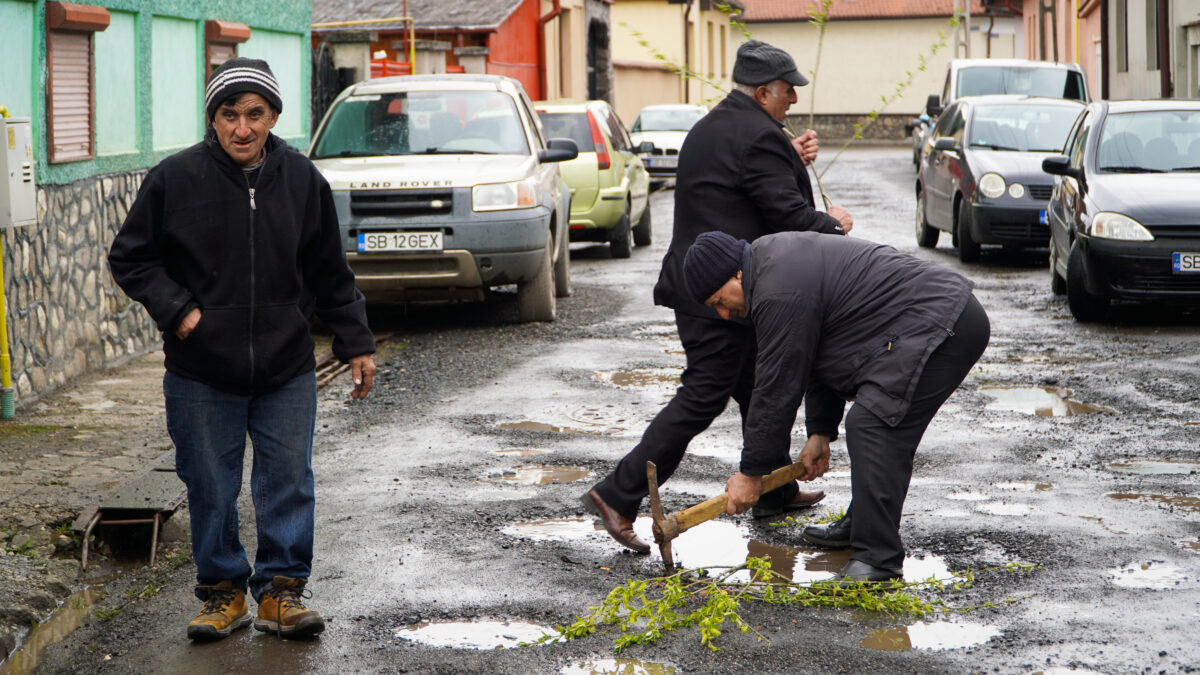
[
  {"left": 683, "top": 230, "right": 990, "bottom": 582},
  {"left": 109, "top": 57, "right": 376, "bottom": 641},
  {"left": 583, "top": 40, "right": 854, "bottom": 553}
]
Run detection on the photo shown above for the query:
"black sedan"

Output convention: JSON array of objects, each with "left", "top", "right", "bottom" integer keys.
[
  {"left": 915, "top": 95, "right": 1085, "bottom": 262},
  {"left": 1042, "top": 100, "right": 1200, "bottom": 321}
]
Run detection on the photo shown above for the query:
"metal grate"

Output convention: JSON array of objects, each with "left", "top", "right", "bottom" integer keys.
[
  {"left": 351, "top": 189, "right": 453, "bottom": 217},
  {"left": 1027, "top": 185, "right": 1053, "bottom": 200},
  {"left": 989, "top": 222, "right": 1049, "bottom": 242}
]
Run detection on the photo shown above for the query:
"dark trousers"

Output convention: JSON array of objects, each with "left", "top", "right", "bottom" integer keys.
[
  {"left": 847, "top": 294, "right": 991, "bottom": 570},
  {"left": 591, "top": 311, "right": 798, "bottom": 521}
]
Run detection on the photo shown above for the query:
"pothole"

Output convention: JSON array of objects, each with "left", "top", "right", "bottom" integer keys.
[
  {"left": 502, "top": 518, "right": 599, "bottom": 541},
  {"left": 946, "top": 491, "right": 990, "bottom": 501},
  {"left": 486, "top": 465, "right": 590, "bottom": 485},
  {"left": 560, "top": 658, "right": 677, "bottom": 674},
  {"left": 1109, "top": 561, "right": 1190, "bottom": 589},
  {"left": 1, "top": 586, "right": 102, "bottom": 673},
  {"left": 594, "top": 368, "right": 681, "bottom": 393},
  {"left": 983, "top": 386, "right": 1113, "bottom": 417},
  {"left": 995, "top": 481, "right": 1054, "bottom": 491},
  {"left": 975, "top": 501, "right": 1035, "bottom": 516},
  {"left": 494, "top": 448, "right": 541, "bottom": 457},
  {"left": 394, "top": 619, "right": 550, "bottom": 649},
  {"left": 1177, "top": 539, "right": 1200, "bottom": 553},
  {"left": 497, "top": 421, "right": 601, "bottom": 435},
  {"left": 859, "top": 620, "right": 1000, "bottom": 651},
  {"left": 1107, "top": 460, "right": 1200, "bottom": 475},
  {"left": 1108, "top": 493, "right": 1200, "bottom": 513}
]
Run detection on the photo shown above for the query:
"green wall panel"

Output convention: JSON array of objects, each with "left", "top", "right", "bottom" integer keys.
[
  {"left": 95, "top": 10, "right": 138, "bottom": 154},
  {"left": 239, "top": 29, "right": 305, "bottom": 140},
  {"left": 0, "top": 0, "right": 35, "bottom": 119},
  {"left": 151, "top": 15, "right": 200, "bottom": 150}
]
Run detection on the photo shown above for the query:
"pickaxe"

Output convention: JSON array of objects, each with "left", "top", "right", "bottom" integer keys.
[{"left": 647, "top": 459, "right": 816, "bottom": 573}]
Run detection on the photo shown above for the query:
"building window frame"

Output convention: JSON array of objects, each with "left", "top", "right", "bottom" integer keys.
[{"left": 45, "top": 1, "right": 110, "bottom": 164}]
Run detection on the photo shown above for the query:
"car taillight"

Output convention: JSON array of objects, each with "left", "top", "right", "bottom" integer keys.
[{"left": 587, "top": 111, "right": 611, "bottom": 170}]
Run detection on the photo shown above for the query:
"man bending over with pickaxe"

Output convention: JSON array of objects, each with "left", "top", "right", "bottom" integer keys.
[{"left": 682, "top": 230, "right": 990, "bottom": 583}]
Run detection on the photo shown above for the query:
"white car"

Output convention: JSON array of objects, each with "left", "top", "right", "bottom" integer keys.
[
  {"left": 629, "top": 104, "right": 707, "bottom": 186},
  {"left": 308, "top": 74, "right": 577, "bottom": 322}
]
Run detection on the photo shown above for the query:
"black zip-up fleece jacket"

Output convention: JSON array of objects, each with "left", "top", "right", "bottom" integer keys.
[
  {"left": 654, "top": 90, "right": 844, "bottom": 320},
  {"left": 109, "top": 131, "right": 374, "bottom": 395},
  {"left": 738, "top": 231, "right": 975, "bottom": 476}
]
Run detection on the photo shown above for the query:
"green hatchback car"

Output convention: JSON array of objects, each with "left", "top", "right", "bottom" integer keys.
[{"left": 535, "top": 100, "right": 652, "bottom": 258}]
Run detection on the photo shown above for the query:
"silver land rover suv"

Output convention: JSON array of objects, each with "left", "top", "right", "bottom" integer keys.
[{"left": 309, "top": 74, "right": 577, "bottom": 322}]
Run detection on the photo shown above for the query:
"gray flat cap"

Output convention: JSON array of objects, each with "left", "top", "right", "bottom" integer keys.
[{"left": 732, "top": 39, "right": 809, "bottom": 87}]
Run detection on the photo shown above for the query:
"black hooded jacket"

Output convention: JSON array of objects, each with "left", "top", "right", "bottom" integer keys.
[
  {"left": 108, "top": 131, "right": 374, "bottom": 395},
  {"left": 653, "top": 90, "right": 844, "bottom": 319}
]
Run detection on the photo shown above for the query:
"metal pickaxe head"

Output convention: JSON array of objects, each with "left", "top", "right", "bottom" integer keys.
[{"left": 647, "top": 461, "right": 678, "bottom": 573}]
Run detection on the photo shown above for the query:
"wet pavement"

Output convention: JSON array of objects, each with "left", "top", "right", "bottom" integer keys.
[{"left": 7, "top": 145, "right": 1200, "bottom": 673}]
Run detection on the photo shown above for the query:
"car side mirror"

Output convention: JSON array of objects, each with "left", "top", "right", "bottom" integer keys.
[
  {"left": 925, "top": 94, "right": 943, "bottom": 117},
  {"left": 933, "top": 137, "right": 957, "bottom": 152},
  {"left": 1041, "top": 155, "right": 1080, "bottom": 179},
  {"left": 539, "top": 138, "right": 578, "bottom": 163},
  {"left": 636, "top": 141, "right": 657, "bottom": 154}
]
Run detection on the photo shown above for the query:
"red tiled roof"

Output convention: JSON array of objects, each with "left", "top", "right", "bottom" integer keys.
[{"left": 743, "top": 0, "right": 990, "bottom": 22}]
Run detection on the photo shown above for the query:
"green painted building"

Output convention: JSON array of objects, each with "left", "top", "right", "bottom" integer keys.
[{"left": 0, "top": 0, "right": 313, "bottom": 405}]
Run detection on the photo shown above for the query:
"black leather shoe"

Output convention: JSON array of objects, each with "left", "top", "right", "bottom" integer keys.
[
  {"left": 751, "top": 489, "right": 825, "bottom": 519},
  {"left": 581, "top": 489, "right": 650, "bottom": 553},
  {"left": 835, "top": 559, "right": 902, "bottom": 584},
  {"left": 801, "top": 513, "right": 851, "bottom": 549}
]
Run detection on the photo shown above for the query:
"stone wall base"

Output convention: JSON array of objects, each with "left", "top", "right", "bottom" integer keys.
[{"left": 785, "top": 113, "right": 915, "bottom": 143}]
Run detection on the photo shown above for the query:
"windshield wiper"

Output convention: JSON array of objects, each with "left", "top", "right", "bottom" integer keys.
[
  {"left": 313, "top": 150, "right": 381, "bottom": 159},
  {"left": 969, "top": 143, "right": 1020, "bottom": 151},
  {"left": 1171, "top": 166, "right": 1200, "bottom": 172},
  {"left": 422, "top": 148, "right": 496, "bottom": 155},
  {"left": 1101, "top": 166, "right": 1167, "bottom": 173}
]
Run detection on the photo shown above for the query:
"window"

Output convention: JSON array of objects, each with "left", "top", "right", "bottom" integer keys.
[
  {"left": 45, "top": 1, "right": 110, "bottom": 164},
  {"left": 1067, "top": 111, "right": 1091, "bottom": 169}
]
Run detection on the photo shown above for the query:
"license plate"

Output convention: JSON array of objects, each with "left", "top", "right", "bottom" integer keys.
[
  {"left": 647, "top": 157, "right": 677, "bottom": 168},
  {"left": 1039, "top": 210, "right": 1048, "bottom": 225},
  {"left": 357, "top": 231, "right": 443, "bottom": 253},
  {"left": 1172, "top": 251, "right": 1200, "bottom": 273}
]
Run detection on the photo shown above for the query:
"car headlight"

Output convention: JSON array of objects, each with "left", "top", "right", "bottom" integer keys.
[
  {"left": 1088, "top": 212, "right": 1154, "bottom": 241},
  {"left": 473, "top": 176, "right": 540, "bottom": 212},
  {"left": 978, "top": 173, "right": 1006, "bottom": 199},
  {"left": 1007, "top": 183, "right": 1025, "bottom": 199}
]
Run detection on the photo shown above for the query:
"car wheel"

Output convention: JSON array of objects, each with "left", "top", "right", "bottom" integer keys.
[
  {"left": 633, "top": 202, "right": 652, "bottom": 247},
  {"left": 553, "top": 228, "right": 571, "bottom": 298},
  {"left": 956, "top": 200, "right": 980, "bottom": 263},
  {"left": 610, "top": 205, "right": 633, "bottom": 259},
  {"left": 517, "top": 239, "right": 556, "bottom": 322},
  {"left": 1049, "top": 239, "right": 1066, "bottom": 295},
  {"left": 1066, "top": 242, "right": 1108, "bottom": 322},
  {"left": 915, "top": 189, "right": 938, "bottom": 248}
]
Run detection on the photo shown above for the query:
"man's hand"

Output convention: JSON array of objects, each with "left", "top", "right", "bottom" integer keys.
[
  {"left": 349, "top": 354, "right": 376, "bottom": 400},
  {"left": 828, "top": 205, "right": 854, "bottom": 234},
  {"left": 798, "top": 434, "right": 832, "bottom": 481},
  {"left": 791, "top": 129, "right": 820, "bottom": 165},
  {"left": 725, "top": 472, "right": 763, "bottom": 515},
  {"left": 175, "top": 308, "right": 201, "bottom": 340}
]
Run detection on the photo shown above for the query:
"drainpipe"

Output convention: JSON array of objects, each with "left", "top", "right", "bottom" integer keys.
[
  {"left": 537, "top": 0, "right": 562, "bottom": 99},
  {"left": 1100, "top": 0, "right": 1108, "bottom": 99},
  {"left": 1157, "top": 0, "right": 1171, "bottom": 97},
  {"left": 683, "top": 0, "right": 693, "bottom": 103}
]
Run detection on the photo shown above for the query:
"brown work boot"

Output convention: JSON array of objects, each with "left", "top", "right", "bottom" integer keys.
[
  {"left": 187, "top": 580, "right": 252, "bottom": 641},
  {"left": 582, "top": 488, "right": 650, "bottom": 553},
  {"left": 254, "top": 576, "right": 326, "bottom": 638}
]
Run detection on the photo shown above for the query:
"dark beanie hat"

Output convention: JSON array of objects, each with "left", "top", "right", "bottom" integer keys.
[
  {"left": 732, "top": 39, "right": 809, "bottom": 87},
  {"left": 205, "top": 57, "right": 283, "bottom": 121},
  {"left": 683, "top": 231, "right": 747, "bottom": 304}
]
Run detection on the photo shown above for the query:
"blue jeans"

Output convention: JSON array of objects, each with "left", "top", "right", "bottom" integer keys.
[{"left": 164, "top": 371, "right": 317, "bottom": 601}]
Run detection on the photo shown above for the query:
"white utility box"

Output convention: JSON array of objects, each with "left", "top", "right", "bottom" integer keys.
[{"left": 1, "top": 117, "right": 36, "bottom": 228}]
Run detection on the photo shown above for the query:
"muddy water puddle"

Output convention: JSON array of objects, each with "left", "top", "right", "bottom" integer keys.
[
  {"left": 594, "top": 368, "right": 681, "bottom": 394},
  {"left": 995, "top": 481, "right": 1054, "bottom": 491},
  {"left": 1178, "top": 539, "right": 1200, "bottom": 553},
  {"left": 498, "top": 420, "right": 601, "bottom": 435},
  {"left": 1109, "top": 561, "right": 1191, "bottom": 589},
  {"left": 975, "top": 501, "right": 1035, "bottom": 516},
  {"left": 1108, "top": 492, "right": 1200, "bottom": 513},
  {"left": 502, "top": 517, "right": 599, "bottom": 541},
  {"left": 394, "top": 619, "right": 549, "bottom": 649},
  {"left": 0, "top": 587, "right": 102, "bottom": 675},
  {"left": 983, "top": 386, "right": 1113, "bottom": 417},
  {"left": 859, "top": 620, "right": 1000, "bottom": 651},
  {"left": 561, "top": 658, "right": 676, "bottom": 674},
  {"left": 1107, "top": 459, "right": 1200, "bottom": 475},
  {"left": 487, "top": 465, "right": 590, "bottom": 485},
  {"left": 494, "top": 448, "right": 541, "bottom": 457}
]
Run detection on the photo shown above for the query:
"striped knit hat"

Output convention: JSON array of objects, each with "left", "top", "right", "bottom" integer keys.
[{"left": 205, "top": 57, "right": 283, "bottom": 121}]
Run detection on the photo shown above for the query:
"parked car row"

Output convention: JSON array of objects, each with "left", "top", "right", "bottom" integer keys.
[{"left": 308, "top": 73, "right": 704, "bottom": 322}]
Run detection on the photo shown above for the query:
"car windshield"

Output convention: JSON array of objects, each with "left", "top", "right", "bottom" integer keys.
[
  {"left": 537, "top": 112, "right": 594, "bottom": 153},
  {"left": 967, "top": 104, "right": 1081, "bottom": 152},
  {"left": 1097, "top": 110, "right": 1200, "bottom": 173},
  {"left": 310, "top": 91, "right": 529, "bottom": 158},
  {"left": 632, "top": 108, "right": 704, "bottom": 132},
  {"left": 957, "top": 66, "right": 1088, "bottom": 101}
]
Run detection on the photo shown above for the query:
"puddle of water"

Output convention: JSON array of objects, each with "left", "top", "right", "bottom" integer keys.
[
  {"left": 995, "top": 481, "right": 1054, "bottom": 491},
  {"left": 1178, "top": 539, "right": 1200, "bottom": 553},
  {"left": 1, "top": 587, "right": 101, "bottom": 675},
  {"left": 494, "top": 448, "right": 541, "bottom": 457},
  {"left": 1107, "top": 459, "right": 1200, "bottom": 475},
  {"left": 946, "top": 492, "right": 990, "bottom": 502},
  {"left": 487, "top": 465, "right": 590, "bottom": 485},
  {"left": 560, "top": 658, "right": 677, "bottom": 675},
  {"left": 395, "top": 619, "right": 549, "bottom": 649},
  {"left": 1109, "top": 561, "right": 1190, "bottom": 589},
  {"left": 983, "top": 386, "right": 1113, "bottom": 417},
  {"left": 859, "top": 620, "right": 1000, "bottom": 651},
  {"left": 498, "top": 421, "right": 600, "bottom": 435},
  {"left": 594, "top": 368, "right": 681, "bottom": 392},
  {"left": 501, "top": 518, "right": 599, "bottom": 542},
  {"left": 1108, "top": 493, "right": 1200, "bottom": 513},
  {"left": 976, "top": 501, "right": 1035, "bottom": 516}
]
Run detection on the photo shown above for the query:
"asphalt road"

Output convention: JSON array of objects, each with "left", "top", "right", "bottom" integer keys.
[{"left": 31, "top": 145, "right": 1200, "bottom": 674}]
